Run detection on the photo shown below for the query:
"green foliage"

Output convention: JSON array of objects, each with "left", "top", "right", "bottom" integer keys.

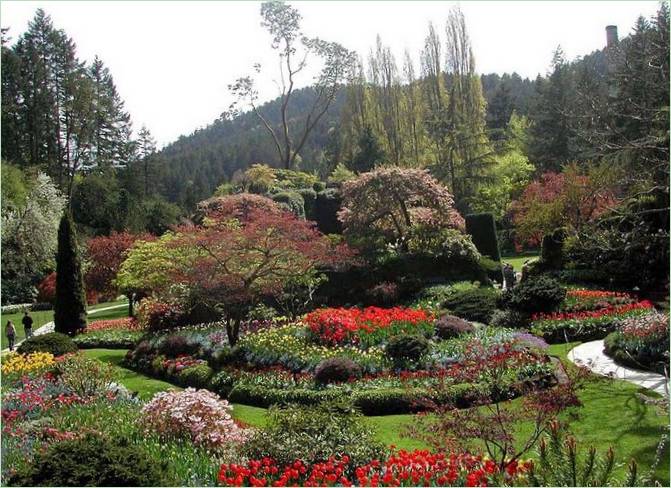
[
  {"left": 241, "top": 401, "right": 386, "bottom": 468},
  {"left": 17, "top": 332, "right": 77, "bottom": 356},
  {"left": 385, "top": 334, "right": 429, "bottom": 366},
  {"left": 314, "top": 188, "right": 342, "bottom": 234},
  {"left": 54, "top": 211, "right": 87, "bottom": 335},
  {"left": 465, "top": 213, "right": 501, "bottom": 261},
  {"left": 72, "top": 329, "right": 143, "bottom": 349},
  {"left": 9, "top": 434, "right": 168, "bottom": 487},
  {"left": 0, "top": 162, "right": 30, "bottom": 211},
  {"left": 443, "top": 287, "right": 500, "bottom": 323},
  {"left": 500, "top": 275, "right": 566, "bottom": 314},
  {"left": 176, "top": 364, "right": 214, "bottom": 389},
  {"left": 540, "top": 227, "right": 566, "bottom": 269},
  {"left": 489, "top": 309, "right": 529, "bottom": 329},
  {"left": 528, "top": 424, "right": 630, "bottom": 487},
  {"left": 297, "top": 187, "right": 317, "bottom": 219},
  {"left": 349, "top": 125, "right": 386, "bottom": 174},
  {"left": 327, "top": 162, "right": 355, "bottom": 186},
  {"left": 271, "top": 190, "right": 305, "bottom": 218},
  {"left": 314, "top": 357, "right": 363, "bottom": 385},
  {"left": 435, "top": 314, "right": 474, "bottom": 339}
]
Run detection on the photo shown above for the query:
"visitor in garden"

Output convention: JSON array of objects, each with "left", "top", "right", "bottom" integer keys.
[
  {"left": 5, "top": 320, "right": 16, "bottom": 351},
  {"left": 503, "top": 263, "right": 516, "bottom": 289},
  {"left": 22, "top": 311, "right": 34, "bottom": 339}
]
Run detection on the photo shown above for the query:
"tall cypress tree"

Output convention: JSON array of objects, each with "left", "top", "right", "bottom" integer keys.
[{"left": 54, "top": 211, "right": 87, "bottom": 335}]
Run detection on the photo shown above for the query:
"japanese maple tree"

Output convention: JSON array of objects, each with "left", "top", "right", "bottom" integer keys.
[
  {"left": 338, "top": 167, "right": 465, "bottom": 251},
  {"left": 170, "top": 200, "right": 354, "bottom": 345}
]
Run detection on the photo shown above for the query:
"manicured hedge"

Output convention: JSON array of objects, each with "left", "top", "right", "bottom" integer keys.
[
  {"left": 465, "top": 213, "right": 501, "bottom": 262},
  {"left": 314, "top": 189, "right": 342, "bottom": 234},
  {"left": 271, "top": 191, "right": 305, "bottom": 219}
]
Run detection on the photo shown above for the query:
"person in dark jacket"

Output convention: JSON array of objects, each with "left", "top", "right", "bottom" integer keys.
[{"left": 22, "top": 311, "right": 34, "bottom": 339}]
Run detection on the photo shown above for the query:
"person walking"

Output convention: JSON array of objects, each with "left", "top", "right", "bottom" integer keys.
[
  {"left": 22, "top": 311, "right": 34, "bottom": 339},
  {"left": 6, "top": 320, "right": 16, "bottom": 351}
]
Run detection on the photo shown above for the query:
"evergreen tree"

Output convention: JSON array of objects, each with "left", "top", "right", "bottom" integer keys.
[
  {"left": 54, "top": 210, "right": 87, "bottom": 335},
  {"left": 350, "top": 125, "right": 386, "bottom": 173}
]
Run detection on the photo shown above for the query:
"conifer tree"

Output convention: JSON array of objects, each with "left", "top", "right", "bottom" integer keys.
[{"left": 54, "top": 210, "right": 87, "bottom": 335}]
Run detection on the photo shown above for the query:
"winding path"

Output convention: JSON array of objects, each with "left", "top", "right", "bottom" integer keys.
[
  {"left": 2, "top": 303, "right": 128, "bottom": 354},
  {"left": 568, "top": 340, "right": 668, "bottom": 397}
]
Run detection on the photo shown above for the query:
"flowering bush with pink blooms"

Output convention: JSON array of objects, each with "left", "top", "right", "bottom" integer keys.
[{"left": 140, "top": 388, "right": 249, "bottom": 449}]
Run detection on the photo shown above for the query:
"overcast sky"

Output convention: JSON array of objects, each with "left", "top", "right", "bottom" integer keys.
[{"left": 0, "top": 1, "right": 660, "bottom": 147}]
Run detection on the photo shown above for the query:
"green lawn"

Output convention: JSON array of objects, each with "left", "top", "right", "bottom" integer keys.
[
  {"left": 1, "top": 299, "right": 128, "bottom": 350},
  {"left": 86, "top": 345, "right": 669, "bottom": 485},
  {"left": 502, "top": 252, "right": 539, "bottom": 272}
]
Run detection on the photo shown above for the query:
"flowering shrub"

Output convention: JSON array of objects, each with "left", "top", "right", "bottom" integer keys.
[
  {"left": 1, "top": 352, "right": 55, "bottom": 377},
  {"left": 137, "top": 297, "right": 187, "bottom": 331},
  {"left": 162, "top": 355, "right": 208, "bottom": 376},
  {"left": 530, "top": 300, "right": 655, "bottom": 343},
  {"left": 140, "top": 388, "right": 248, "bottom": 449},
  {"left": 218, "top": 449, "right": 531, "bottom": 487},
  {"left": 305, "top": 307, "right": 434, "bottom": 347},
  {"left": 604, "top": 312, "right": 669, "bottom": 374},
  {"left": 36, "top": 272, "right": 57, "bottom": 304}
]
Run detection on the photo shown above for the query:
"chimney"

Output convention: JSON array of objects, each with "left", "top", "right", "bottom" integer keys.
[{"left": 606, "top": 25, "right": 618, "bottom": 48}]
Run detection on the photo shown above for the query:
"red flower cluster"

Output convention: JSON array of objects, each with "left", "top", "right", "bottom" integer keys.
[
  {"left": 566, "top": 290, "right": 631, "bottom": 299},
  {"left": 217, "top": 450, "right": 531, "bottom": 487},
  {"left": 86, "top": 317, "right": 142, "bottom": 332},
  {"left": 532, "top": 300, "right": 653, "bottom": 322},
  {"left": 305, "top": 307, "right": 433, "bottom": 346}
]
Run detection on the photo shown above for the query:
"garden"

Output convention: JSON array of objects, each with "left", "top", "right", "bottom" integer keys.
[
  {"left": 1, "top": 2, "right": 669, "bottom": 485},
  {"left": 1, "top": 165, "right": 669, "bottom": 487}
]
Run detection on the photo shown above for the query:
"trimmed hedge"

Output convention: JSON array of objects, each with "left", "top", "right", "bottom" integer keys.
[
  {"left": 314, "top": 189, "right": 342, "bottom": 234},
  {"left": 443, "top": 287, "right": 499, "bottom": 323},
  {"left": 271, "top": 191, "right": 305, "bottom": 219},
  {"left": 465, "top": 213, "right": 501, "bottom": 262},
  {"left": 17, "top": 332, "right": 78, "bottom": 356}
]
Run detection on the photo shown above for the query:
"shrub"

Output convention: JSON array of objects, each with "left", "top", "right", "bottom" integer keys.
[
  {"left": 489, "top": 309, "right": 529, "bottom": 329},
  {"left": 140, "top": 388, "right": 248, "bottom": 449},
  {"left": 55, "top": 354, "right": 117, "bottom": 397},
  {"left": 297, "top": 188, "right": 317, "bottom": 219},
  {"left": 443, "top": 287, "right": 499, "bottom": 323},
  {"left": 271, "top": 191, "right": 305, "bottom": 219},
  {"left": 9, "top": 433, "right": 167, "bottom": 487},
  {"left": 366, "top": 282, "right": 400, "bottom": 306},
  {"left": 176, "top": 364, "right": 214, "bottom": 389},
  {"left": 137, "top": 297, "right": 186, "bottom": 331},
  {"left": 480, "top": 256, "right": 503, "bottom": 284},
  {"left": 465, "top": 213, "right": 501, "bottom": 261},
  {"left": 435, "top": 315, "right": 474, "bottom": 339},
  {"left": 241, "top": 401, "right": 385, "bottom": 468},
  {"left": 314, "top": 188, "right": 342, "bottom": 234},
  {"left": 314, "top": 357, "right": 363, "bottom": 385},
  {"left": 313, "top": 181, "right": 326, "bottom": 192},
  {"left": 158, "top": 334, "right": 199, "bottom": 357},
  {"left": 540, "top": 227, "right": 566, "bottom": 269},
  {"left": 499, "top": 275, "right": 566, "bottom": 314},
  {"left": 36, "top": 272, "right": 56, "bottom": 304},
  {"left": 386, "top": 334, "right": 429, "bottom": 365},
  {"left": 211, "top": 370, "right": 238, "bottom": 398},
  {"left": 17, "top": 332, "right": 77, "bottom": 356}
]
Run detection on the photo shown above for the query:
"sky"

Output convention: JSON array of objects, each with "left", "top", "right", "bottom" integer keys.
[{"left": 0, "top": 1, "right": 660, "bottom": 148}]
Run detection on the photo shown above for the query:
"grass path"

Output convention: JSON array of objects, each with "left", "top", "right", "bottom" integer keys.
[
  {"left": 501, "top": 252, "right": 539, "bottom": 272},
  {"left": 0, "top": 299, "right": 128, "bottom": 350},
  {"left": 84, "top": 344, "right": 669, "bottom": 484}
]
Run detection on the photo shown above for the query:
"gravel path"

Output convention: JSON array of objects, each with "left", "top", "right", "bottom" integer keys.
[
  {"left": 2, "top": 303, "right": 128, "bottom": 354},
  {"left": 568, "top": 340, "right": 668, "bottom": 397}
]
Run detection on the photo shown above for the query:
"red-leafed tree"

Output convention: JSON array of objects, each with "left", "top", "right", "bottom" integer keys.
[
  {"left": 196, "top": 193, "right": 282, "bottom": 223},
  {"left": 338, "top": 167, "right": 465, "bottom": 251},
  {"left": 510, "top": 164, "right": 618, "bottom": 246},
  {"left": 170, "top": 200, "right": 354, "bottom": 345},
  {"left": 86, "top": 231, "right": 155, "bottom": 315}
]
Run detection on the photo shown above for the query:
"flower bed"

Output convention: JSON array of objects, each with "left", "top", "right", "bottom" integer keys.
[
  {"left": 560, "top": 289, "right": 636, "bottom": 313},
  {"left": 604, "top": 312, "right": 669, "bottom": 374},
  {"left": 217, "top": 450, "right": 531, "bottom": 487},
  {"left": 305, "top": 307, "right": 434, "bottom": 347},
  {"left": 530, "top": 300, "right": 655, "bottom": 343},
  {"left": 72, "top": 317, "right": 145, "bottom": 349},
  {"left": 1, "top": 352, "right": 55, "bottom": 378}
]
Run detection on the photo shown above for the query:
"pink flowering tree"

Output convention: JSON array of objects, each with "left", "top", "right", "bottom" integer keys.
[{"left": 338, "top": 167, "right": 465, "bottom": 251}]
